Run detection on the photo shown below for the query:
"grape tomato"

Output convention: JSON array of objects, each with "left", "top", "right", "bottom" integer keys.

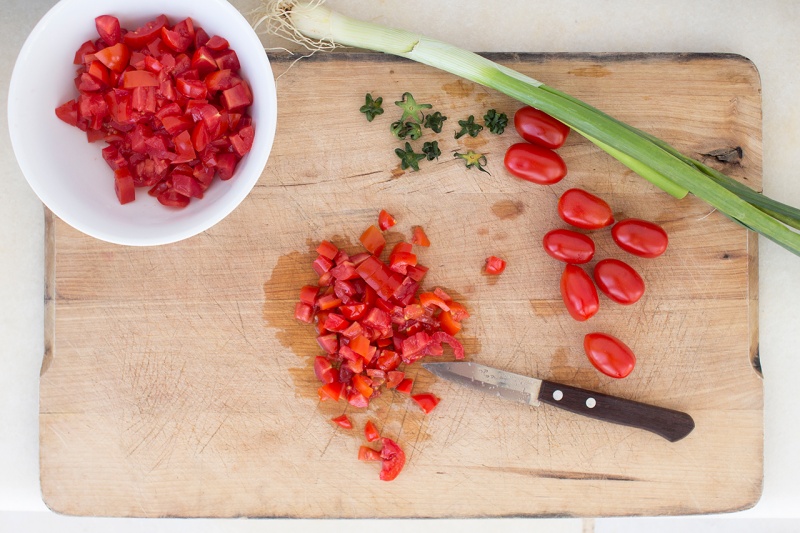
[
  {"left": 558, "top": 188, "right": 615, "bottom": 230},
  {"left": 612, "top": 218, "right": 669, "bottom": 258}
]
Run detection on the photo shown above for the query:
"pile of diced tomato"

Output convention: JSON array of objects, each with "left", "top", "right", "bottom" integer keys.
[
  {"left": 55, "top": 14, "right": 254, "bottom": 207},
  {"left": 296, "top": 212, "right": 469, "bottom": 480}
]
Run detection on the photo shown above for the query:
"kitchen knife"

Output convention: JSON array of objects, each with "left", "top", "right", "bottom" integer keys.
[{"left": 422, "top": 361, "right": 695, "bottom": 442}]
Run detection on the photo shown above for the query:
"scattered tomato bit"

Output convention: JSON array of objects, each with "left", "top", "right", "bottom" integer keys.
[
  {"left": 484, "top": 256, "right": 507, "bottom": 275},
  {"left": 379, "top": 438, "right": 406, "bottom": 481},
  {"left": 358, "top": 445, "right": 382, "bottom": 462},
  {"left": 395, "top": 378, "right": 414, "bottom": 395},
  {"left": 331, "top": 414, "right": 353, "bottom": 429},
  {"left": 411, "top": 226, "right": 430, "bottom": 247},
  {"left": 412, "top": 393, "right": 440, "bottom": 414},
  {"left": 378, "top": 209, "right": 397, "bottom": 231},
  {"left": 364, "top": 420, "right": 380, "bottom": 442}
]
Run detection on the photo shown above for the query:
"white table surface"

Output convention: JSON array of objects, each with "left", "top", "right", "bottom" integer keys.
[{"left": 2, "top": 0, "right": 800, "bottom": 531}]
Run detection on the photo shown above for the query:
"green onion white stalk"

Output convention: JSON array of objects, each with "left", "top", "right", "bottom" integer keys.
[{"left": 254, "top": 0, "right": 800, "bottom": 256}]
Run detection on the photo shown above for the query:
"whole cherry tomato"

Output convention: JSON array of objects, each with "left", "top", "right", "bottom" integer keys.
[
  {"left": 593, "top": 259, "right": 645, "bottom": 305},
  {"left": 557, "top": 188, "right": 614, "bottom": 230},
  {"left": 504, "top": 143, "right": 567, "bottom": 185},
  {"left": 560, "top": 264, "right": 599, "bottom": 321},
  {"left": 583, "top": 332, "right": 636, "bottom": 378},
  {"left": 542, "top": 229, "right": 595, "bottom": 264},
  {"left": 513, "top": 106, "right": 570, "bottom": 149},
  {"left": 612, "top": 218, "right": 669, "bottom": 258}
]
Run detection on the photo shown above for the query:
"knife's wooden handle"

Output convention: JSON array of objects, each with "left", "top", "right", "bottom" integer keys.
[{"left": 537, "top": 380, "right": 695, "bottom": 442}]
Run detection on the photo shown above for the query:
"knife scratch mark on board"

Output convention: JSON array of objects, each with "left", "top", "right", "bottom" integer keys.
[{"left": 472, "top": 465, "right": 640, "bottom": 482}]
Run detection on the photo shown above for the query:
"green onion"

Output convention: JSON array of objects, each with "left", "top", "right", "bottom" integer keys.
[{"left": 254, "top": 1, "right": 800, "bottom": 257}]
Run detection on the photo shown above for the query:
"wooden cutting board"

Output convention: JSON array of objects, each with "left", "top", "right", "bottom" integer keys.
[{"left": 40, "top": 53, "right": 763, "bottom": 518}]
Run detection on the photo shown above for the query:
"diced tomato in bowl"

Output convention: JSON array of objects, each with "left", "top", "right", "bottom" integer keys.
[{"left": 9, "top": 0, "right": 276, "bottom": 246}]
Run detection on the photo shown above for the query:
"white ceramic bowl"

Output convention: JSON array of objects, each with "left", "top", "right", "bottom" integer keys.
[{"left": 8, "top": 0, "right": 276, "bottom": 246}]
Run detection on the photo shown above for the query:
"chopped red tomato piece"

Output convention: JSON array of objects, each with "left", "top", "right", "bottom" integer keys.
[
  {"left": 221, "top": 81, "right": 252, "bottom": 111},
  {"left": 350, "top": 335, "right": 370, "bottom": 359},
  {"left": 55, "top": 100, "right": 79, "bottom": 127},
  {"left": 385, "top": 371, "right": 404, "bottom": 389},
  {"left": 411, "top": 226, "right": 430, "bottom": 247},
  {"left": 378, "top": 209, "right": 397, "bottom": 230},
  {"left": 484, "top": 256, "right": 507, "bottom": 275},
  {"left": 358, "top": 445, "right": 381, "bottom": 462},
  {"left": 73, "top": 40, "right": 97, "bottom": 65},
  {"left": 395, "top": 378, "right": 414, "bottom": 395},
  {"left": 412, "top": 393, "right": 440, "bottom": 414},
  {"left": 95, "top": 15, "right": 122, "bottom": 46},
  {"left": 294, "top": 302, "right": 313, "bottom": 323},
  {"left": 318, "top": 382, "right": 343, "bottom": 402},
  {"left": 94, "top": 43, "right": 130, "bottom": 73},
  {"left": 331, "top": 414, "right": 353, "bottom": 429},
  {"left": 352, "top": 374, "right": 374, "bottom": 399},
  {"left": 379, "top": 438, "right": 406, "bottom": 481},
  {"left": 205, "top": 35, "right": 229, "bottom": 51},
  {"left": 113, "top": 168, "right": 135, "bottom": 204},
  {"left": 317, "top": 240, "right": 339, "bottom": 260},
  {"left": 124, "top": 15, "right": 168, "bottom": 49},
  {"left": 313, "top": 356, "right": 337, "bottom": 384},
  {"left": 364, "top": 420, "right": 380, "bottom": 442},
  {"left": 359, "top": 225, "right": 386, "bottom": 256},
  {"left": 439, "top": 311, "right": 462, "bottom": 335},
  {"left": 419, "top": 292, "right": 450, "bottom": 312}
]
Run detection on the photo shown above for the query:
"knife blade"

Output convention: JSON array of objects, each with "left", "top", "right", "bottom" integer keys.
[{"left": 422, "top": 361, "right": 694, "bottom": 442}]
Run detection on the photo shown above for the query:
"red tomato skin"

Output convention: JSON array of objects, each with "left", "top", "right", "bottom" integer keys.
[
  {"left": 612, "top": 219, "right": 669, "bottom": 258},
  {"left": 113, "top": 168, "right": 135, "bottom": 204},
  {"left": 513, "top": 106, "right": 570, "bottom": 149},
  {"left": 542, "top": 229, "right": 595, "bottom": 264},
  {"left": 364, "top": 420, "right": 380, "bottom": 442},
  {"left": 123, "top": 15, "right": 168, "bottom": 49},
  {"left": 95, "top": 15, "right": 122, "bottom": 46},
  {"left": 379, "top": 438, "right": 406, "bottom": 481},
  {"left": 584, "top": 332, "right": 636, "bottom": 379},
  {"left": 412, "top": 393, "right": 440, "bottom": 414},
  {"left": 558, "top": 188, "right": 615, "bottom": 230},
  {"left": 378, "top": 209, "right": 396, "bottom": 231},
  {"left": 504, "top": 143, "right": 567, "bottom": 185},
  {"left": 359, "top": 225, "right": 386, "bottom": 256},
  {"left": 331, "top": 414, "right": 353, "bottom": 429},
  {"left": 411, "top": 226, "right": 430, "bottom": 247},
  {"left": 484, "top": 256, "right": 507, "bottom": 275},
  {"left": 593, "top": 259, "right": 645, "bottom": 305},
  {"left": 358, "top": 446, "right": 381, "bottom": 462},
  {"left": 560, "top": 264, "right": 599, "bottom": 321}
]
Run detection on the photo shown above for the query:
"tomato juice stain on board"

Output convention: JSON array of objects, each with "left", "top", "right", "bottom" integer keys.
[
  {"left": 567, "top": 64, "right": 612, "bottom": 78},
  {"left": 262, "top": 249, "right": 321, "bottom": 402},
  {"left": 548, "top": 347, "right": 602, "bottom": 391},
  {"left": 491, "top": 200, "right": 525, "bottom": 220},
  {"left": 441, "top": 79, "right": 474, "bottom": 99},
  {"left": 461, "top": 134, "right": 488, "bottom": 151}
]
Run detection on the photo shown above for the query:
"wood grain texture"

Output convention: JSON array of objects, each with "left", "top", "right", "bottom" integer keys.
[{"left": 40, "top": 53, "right": 763, "bottom": 518}]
